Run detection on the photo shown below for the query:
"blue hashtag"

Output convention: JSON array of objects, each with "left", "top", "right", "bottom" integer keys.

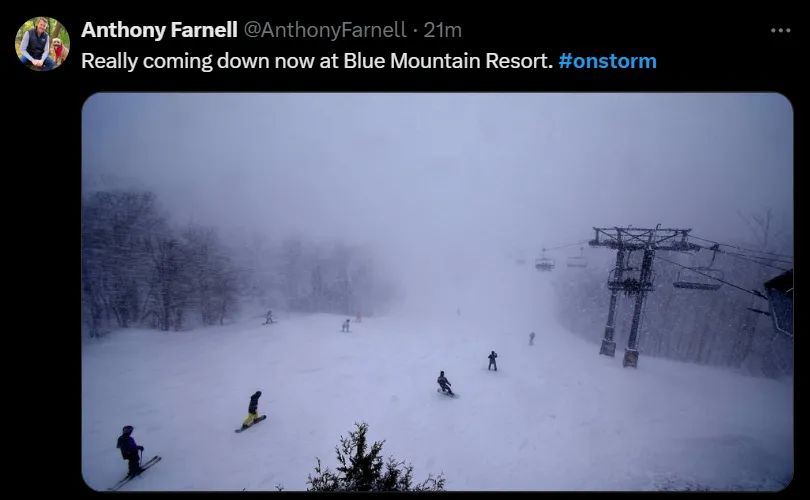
[{"left": 559, "top": 53, "right": 572, "bottom": 68}]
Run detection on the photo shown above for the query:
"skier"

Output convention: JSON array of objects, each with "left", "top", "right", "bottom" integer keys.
[
  {"left": 437, "top": 371, "right": 454, "bottom": 395},
  {"left": 488, "top": 350, "right": 498, "bottom": 371},
  {"left": 241, "top": 390, "right": 263, "bottom": 430},
  {"left": 116, "top": 425, "right": 145, "bottom": 478},
  {"left": 342, "top": 319, "right": 350, "bottom": 332},
  {"left": 529, "top": 331, "right": 535, "bottom": 345},
  {"left": 264, "top": 309, "right": 274, "bottom": 325}
]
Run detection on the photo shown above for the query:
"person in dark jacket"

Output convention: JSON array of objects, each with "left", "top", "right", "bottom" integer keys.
[
  {"left": 241, "top": 390, "right": 263, "bottom": 429},
  {"left": 529, "top": 332, "right": 535, "bottom": 345},
  {"left": 437, "top": 371, "right": 453, "bottom": 395},
  {"left": 342, "top": 319, "right": 350, "bottom": 332},
  {"left": 488, "top": 351, "right": 498, "bottom": 371},
  {"left": 19, "top": 18, "right": 55, "bottom": 70},
  {"left": 116, "top": 425, "right": 145, "bottom": 478}
]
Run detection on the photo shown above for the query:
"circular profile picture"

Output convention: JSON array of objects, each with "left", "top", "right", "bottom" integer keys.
[{"left": 15, "top": 16, "right": 70, "bottom": 71}]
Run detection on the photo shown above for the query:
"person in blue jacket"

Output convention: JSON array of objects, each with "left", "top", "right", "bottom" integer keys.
[{"left": 116, "top": 425, "right": 145, "bottom": 478}]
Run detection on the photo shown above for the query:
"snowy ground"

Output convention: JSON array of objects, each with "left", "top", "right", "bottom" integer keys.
[{"left": 82, "top": 263, "right": 793, "bottom": 491}]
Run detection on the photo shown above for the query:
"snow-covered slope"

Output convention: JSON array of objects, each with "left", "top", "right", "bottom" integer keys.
[{"left": 82, "top": 263, "right": 792, "bottom": 491}]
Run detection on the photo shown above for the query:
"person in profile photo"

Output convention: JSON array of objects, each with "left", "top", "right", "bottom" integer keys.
[
  {"left": 16, "top": 17, "right": 70, "bottom": 71},
  {"left": 19, "top": 17, "right": 55, "bottom": 70}
]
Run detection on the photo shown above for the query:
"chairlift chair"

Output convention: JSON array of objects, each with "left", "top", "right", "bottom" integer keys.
[
  {"left": 672, "top": 268, "right": 723, "bottom": 290},
  {"left": 535, "top": 248, "right": 555, "bottom": 271},
  {"left": 566, "top": 247, "right": 588, "bottom": 268},
  {"left": 607, "top": 267, "right": 654, "bottom": 293},
  {"left": 535, "top": 257, "right": 555, "bottom": 271},
  {"left": 672, "top": 245, "right": 723, "bottom": 291}
]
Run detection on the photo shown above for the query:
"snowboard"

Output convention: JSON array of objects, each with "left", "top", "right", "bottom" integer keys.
[
  {"left": 235, "top": 415, "right": 267, "bottom": 432},
  {"left": 437, "top": 388, "right": 459, "bottom": 398}
]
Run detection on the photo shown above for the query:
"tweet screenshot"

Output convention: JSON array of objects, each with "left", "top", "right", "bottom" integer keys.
[{"left": 8, "top": 12, "right": 797, "bottom": 493}]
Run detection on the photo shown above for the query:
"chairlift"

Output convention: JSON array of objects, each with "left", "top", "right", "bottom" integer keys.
[
  {"left": 535, "top": 248, "right": 555, "bottom": 271},
  {"left": 672, "top": 245, "right": 723, "bottom": 291},
  {"left": 607, "top": 267, "right": 654, "bottom": 293},
  {"left": 566, "top": 247, "right": 588, "bottom": 268},
  {"left": 605, "top": 250, "right": 653, "bottom": 294},
  {"left": 673, "top": 268, "right": 723, "bottom": 290}
]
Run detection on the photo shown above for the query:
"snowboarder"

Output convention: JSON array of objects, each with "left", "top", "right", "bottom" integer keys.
[
  {"left": 488, "top": 350, "right": 498, "bottom": 371},
  {"left": 342, "top": 319, "right": 350, "bottom": 332},
  {"left": 437, "top": 371, "right": 454, "bottom": 395},
  {"left": 529, "top": 331, "right": 535, "bottom": 345},
  {"left": 116, "top": 425, "right": 145, "bottom": 478},
  {"left": 264, "top": 310, "right": 275, "bottom": 325},
  {"left": 241, "top": 390, "right": 263, "bottom": 430}
]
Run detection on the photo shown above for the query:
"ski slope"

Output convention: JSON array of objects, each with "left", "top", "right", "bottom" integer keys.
[{"left": 81, "top": 262, "right": 793, "bottom": 491}]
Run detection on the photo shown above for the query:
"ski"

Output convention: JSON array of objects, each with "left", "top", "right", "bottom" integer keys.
[
  {"left": 108, "top": 456, "right": 162, "bottom": 491},
  {"left": 235, "top": 415, "right": 267, "bottom": 432}
]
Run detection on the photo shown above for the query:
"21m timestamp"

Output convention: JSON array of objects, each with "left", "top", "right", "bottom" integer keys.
[{"left": 421, "top": 22, "right": 462, "bottom": 38}]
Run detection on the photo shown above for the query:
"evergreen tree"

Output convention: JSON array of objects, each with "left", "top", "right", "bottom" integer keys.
[{"left": 307, "top": 422, "right": 445, "bottom": 492}]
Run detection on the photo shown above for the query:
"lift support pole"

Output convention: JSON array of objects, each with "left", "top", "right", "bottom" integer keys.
[
  {"left": 623, "top": 246, "right": 655, "bottom": 367},
  {"left": 600, "top": 248, "right": 624, "bottom": 357},
  {"left": 590, "top": 226, "right": 701, "bottom": 368}
]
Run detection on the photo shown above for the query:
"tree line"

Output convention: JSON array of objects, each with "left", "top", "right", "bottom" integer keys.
[{"left": 81, "top": 190, "right": 395, "bottom": 338}]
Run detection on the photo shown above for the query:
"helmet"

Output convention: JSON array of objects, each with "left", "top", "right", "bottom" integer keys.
[{"left": 122, "top": 425, "right": 134, "bottom": 434}]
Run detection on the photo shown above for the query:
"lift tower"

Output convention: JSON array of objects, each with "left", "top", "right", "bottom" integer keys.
[{"left": 589, "top": 226, "right": 701, "bottom": 368}]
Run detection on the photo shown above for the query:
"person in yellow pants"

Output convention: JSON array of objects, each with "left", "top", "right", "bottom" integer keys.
[{"left": 241, "top": 391, "right": 262, "bottom": 429}]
